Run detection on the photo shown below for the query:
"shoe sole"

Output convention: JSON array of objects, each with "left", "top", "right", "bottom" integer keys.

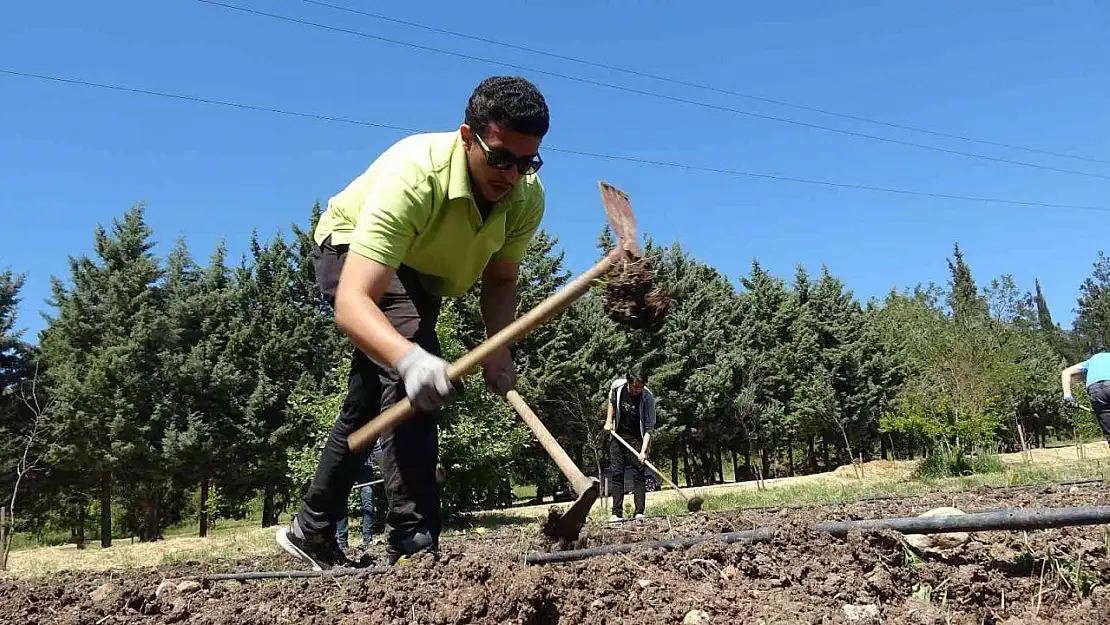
[{"left": 274, "top": 526, "right": 324, "bottom": 572}]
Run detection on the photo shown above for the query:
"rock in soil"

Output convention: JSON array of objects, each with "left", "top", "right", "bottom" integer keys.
[
  {"left": 683, "top": 609, "right": 711, "bottom": 624},
  {"left": 174, "top": 579, "right": 201, "bottom": 594},
  {"left": 842, "top": 603, "right": 881, "bottom": 623},
  {"left": 5, "top": 482, "right": 1110, "bottom": 624},
  {"left": 903, "top": 506, "right": 971, "bottom": 552},
  {"left": 155, "top": 579, "right": 175, "bottom": 600},
  {"left": 89, "top": 582, "right": 118, "bottom": 604}
]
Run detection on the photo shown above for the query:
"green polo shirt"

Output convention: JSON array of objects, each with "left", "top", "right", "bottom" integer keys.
[{"left": 314, "top": 131, "right": 545, "bottom": 297}]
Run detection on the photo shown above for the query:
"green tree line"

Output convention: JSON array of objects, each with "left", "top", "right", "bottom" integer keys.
[{"left": 2, "top": 204, "right": 1107, "bottom": 547}]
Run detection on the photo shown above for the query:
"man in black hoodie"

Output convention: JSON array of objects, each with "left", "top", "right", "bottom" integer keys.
[{"left": 603, "top": 365, "right": 657, "bottom": 521}]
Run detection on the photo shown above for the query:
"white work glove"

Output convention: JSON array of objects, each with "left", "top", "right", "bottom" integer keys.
[{"left": 395, "top": 345, "right": 456, "bottom": 412}]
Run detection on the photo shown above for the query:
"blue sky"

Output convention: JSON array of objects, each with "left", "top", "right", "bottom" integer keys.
[{"left": 3, "top": 0, "right": 1108, "bottom": 342}]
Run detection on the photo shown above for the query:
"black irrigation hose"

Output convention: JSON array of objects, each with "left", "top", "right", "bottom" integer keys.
[
  {"left": 814, "top": 505, "right": 1110, "bottom": 538},
  {"left": 525, "top": 505, "right": 1110, "bottom": 565}
]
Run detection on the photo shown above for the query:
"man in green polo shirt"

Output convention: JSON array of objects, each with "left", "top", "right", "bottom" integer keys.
[{"left": 276, "top": 76, "right": 550, "bottom": 570}]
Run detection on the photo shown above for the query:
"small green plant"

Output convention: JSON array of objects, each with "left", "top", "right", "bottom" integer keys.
[{"left": 911, "top": 442, "right": 1004, "bottom": 480}]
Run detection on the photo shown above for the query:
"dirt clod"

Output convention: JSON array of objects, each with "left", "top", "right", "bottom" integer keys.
[
  {"left": 683, "top": 608, "right": 711, "bottom": 624},
  {"left": 843, "top": 603, "right": 881, "bottom": 623},
  {"left": 174, "top": 580, "right": 201, "bottom": 594},
  {"left": 89, "top": 582, "right": 117, "bottom": 604},
  {"left": 603, "top": 255, "right": 669, "bottom": 332}
]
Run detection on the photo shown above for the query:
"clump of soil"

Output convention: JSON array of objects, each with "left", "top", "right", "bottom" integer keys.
[
  {"left": 603, "top": 255, "right": 670, "bottom": 332},
  {"left": 539, "top": 507, "right": 589, "bottom": 551}
]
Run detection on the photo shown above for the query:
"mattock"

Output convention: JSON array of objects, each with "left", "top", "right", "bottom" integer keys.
[
  {"left": 504, "top": 390, "right": 599, "bottom": 541},
  {"left": 345, "top": 181, "right": 652, "bottom": 541}
]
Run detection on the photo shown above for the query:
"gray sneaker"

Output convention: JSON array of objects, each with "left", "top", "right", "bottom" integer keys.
[{"left": 275, "top": 515, "right": 350, "bottom": 571}]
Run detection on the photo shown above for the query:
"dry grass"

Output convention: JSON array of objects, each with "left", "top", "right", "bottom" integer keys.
[{"left": 3, "top": 525, "right": 276, "bottom": 579}]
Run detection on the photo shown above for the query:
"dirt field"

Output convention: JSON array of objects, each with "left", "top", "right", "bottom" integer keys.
[{"left": 5, "top": 481, "right": 1110, "bottom": 624}]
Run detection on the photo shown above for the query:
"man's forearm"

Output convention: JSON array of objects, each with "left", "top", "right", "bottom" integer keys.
[
  {"left": 336, "top": 290, "right": 412, "bottom": 368},
  {"left": 641, "top": 432, "right": 651, "bottom": 455},
  {"left": 480, "top": 276, "right": 517, "bottom": 337}
]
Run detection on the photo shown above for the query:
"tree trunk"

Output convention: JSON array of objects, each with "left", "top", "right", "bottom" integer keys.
[
  {"left": 262, "top": 484, "right": 277, "bottom": 527},
  {"left": 670, "top": 449, "right": 679, "bottom": 486},
  {"left": 199, "top": 477, "right": 210, "bottom": 538},
  {"left": 806, "top": 436, "right": 817, "bottom": 472},
  {"left": 760, "top": 446, "right": 771, "bottom": 479},
  {"left": 731, "top": 449, "right": 740, "bottom": 483},
  {"left": 786, "top": 446, "right": 795, "bottom": 476},
  {"left": 534, "top": 477, "right": 549, "bottom": 504},
  {"left": 75, "top": 502, "right": 87, "bottom": 550},
  {"left": 821, "top": 440, "right": 831, "bottom": 469},
  {"left": 681, "top": 451, "right": 694, "bottom": 487},
  {"left": 100, "top": 472, "right": 112, "bottom": 548},
  {"left": 140, "top": 498, "right": 160, "bottom": 542}
]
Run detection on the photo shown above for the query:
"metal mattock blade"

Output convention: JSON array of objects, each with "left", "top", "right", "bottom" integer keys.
[{"left": 598, "top": 181, "right": 641, "bottom": 257}]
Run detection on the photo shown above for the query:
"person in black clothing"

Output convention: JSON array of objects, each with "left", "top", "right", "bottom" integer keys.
[{"left": 603, "top": 366, "right": 657, "bottom": 521}]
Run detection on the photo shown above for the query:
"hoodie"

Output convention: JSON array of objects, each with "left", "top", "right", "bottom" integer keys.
[{"left": 609, "top": 377, "right": 657, "bottom": 438}]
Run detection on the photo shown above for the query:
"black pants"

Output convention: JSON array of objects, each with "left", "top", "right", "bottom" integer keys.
[
  {"left": 1089, "top": 381, "right": 1110, "bottom": 443},
  {"left": 609, "top": 432, "right": 645, "bottom": 517},
  {"left": 297, "top": 237, "right": 443, "bottom": 549}
]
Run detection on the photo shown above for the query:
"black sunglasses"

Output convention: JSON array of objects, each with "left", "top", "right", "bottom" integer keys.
[{"left": 473, "top": 132, "right": 543, "bottom": 175}]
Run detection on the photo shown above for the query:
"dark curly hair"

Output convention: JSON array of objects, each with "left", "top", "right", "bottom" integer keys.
[
  {"left": 465, "top": 76, "right": 550, "bottom": 138},
  {"left": 627, "top": 364, "right": 648, "bottom": 383}
]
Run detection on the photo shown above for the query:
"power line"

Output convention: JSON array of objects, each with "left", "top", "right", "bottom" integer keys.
[
  {"left": 4, "top": 67, "right": 1108, "bottom": 214},
  {"left": 297, "top": 0, "right": 1110, "bottom": 167},
  {"left": 196, "top": 0, "right": 1110, "bottom": 183}
]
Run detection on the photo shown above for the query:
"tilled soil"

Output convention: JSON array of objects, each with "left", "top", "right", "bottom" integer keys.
[{"left": 5, "top": 482, "right": 1110, "bottom": 624}]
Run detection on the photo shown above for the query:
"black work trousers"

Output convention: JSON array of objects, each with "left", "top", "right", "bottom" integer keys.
[
  {"left": 1088, "top": 381, "right": 1110, "bottom": 443},
  {"left": 609, "top": 432, "right": 646, "bottom": 517},
  {"left": 297, "top": 236, "right": 443, "bottom": 550}
]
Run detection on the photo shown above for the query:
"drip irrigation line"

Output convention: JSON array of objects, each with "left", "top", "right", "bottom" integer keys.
[
  {"left": 525, "top": 505, "right": 1110, "bottom": 565},
  {"left": 813, "top": 504, "right": 1110, "bottom": 538}
]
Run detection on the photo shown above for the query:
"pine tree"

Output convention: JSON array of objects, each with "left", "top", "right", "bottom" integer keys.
[
  {"left": 230, "top": 223, "right": 340, "bottom": 526},
  {"left": 1033, "top": 279, "right": 1056, "bottom": 333},
  {"left": 160, "top": 240, "right": 247, "bottom": 536},
  {"left": 0, "top": 270, "right": 36, "bottom": 531},
  {"left": 735, "top": 260, "right": 796, "bottom": 478},
  {"left": 1074, "top": 251, "right": 1110, "bottom": 352},
  {"left": 39, "top": 204, "right": 167, "bottom": 545},
  {"left": 0, "top": 270, "right": 30, "bottom": 395},
  {"left": 946, "top": 243, "right": 988, "bottom": 323}
]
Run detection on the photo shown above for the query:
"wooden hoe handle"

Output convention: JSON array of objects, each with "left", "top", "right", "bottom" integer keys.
[
  {"left": 347, "top": 249, "right": 622, "bottom": 454},
  {"left": 608, "top": 430, "right": 686, "bottom": 495},
  {"left": 505, "top": 390, "right": 595, "bottom": 495}
]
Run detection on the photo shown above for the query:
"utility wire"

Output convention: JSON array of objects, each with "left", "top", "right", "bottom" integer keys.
[
  {"left": 297, "top": 0, "right": 1110, "bottom": 167},
  {"left": 196, "top": 0, "right": 1110, "bottom": 182},
  {"left": 4, "top": 67, "right": 1108, "bottom": 213}
]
